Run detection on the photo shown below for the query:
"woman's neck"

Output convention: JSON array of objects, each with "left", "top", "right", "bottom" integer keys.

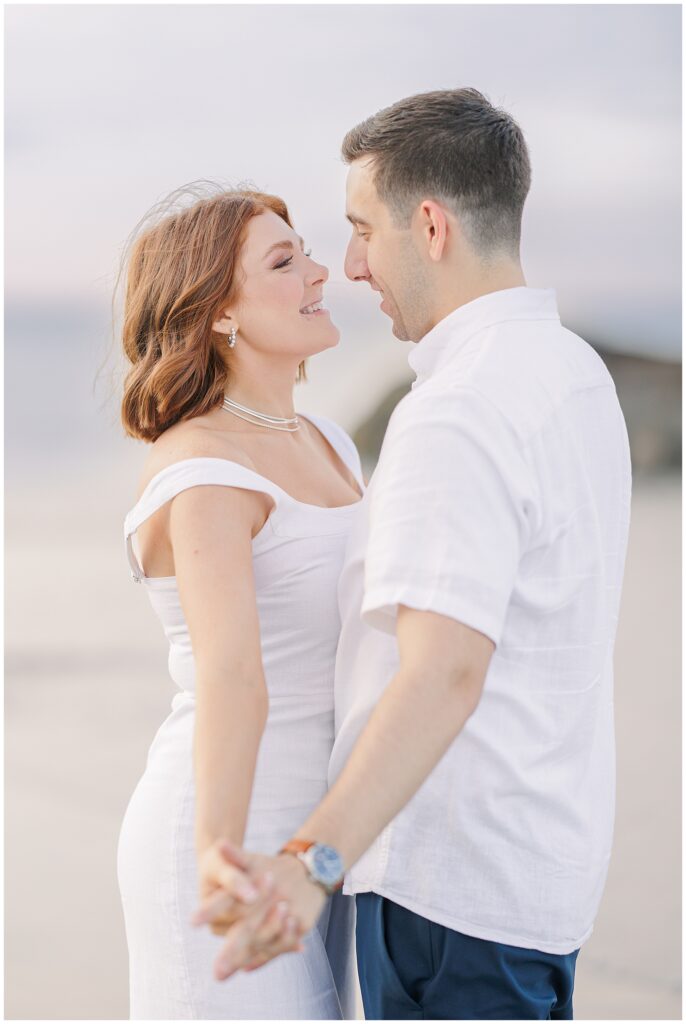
[{"left": 224, "top": 371, "right": 298, "bottom": 421}]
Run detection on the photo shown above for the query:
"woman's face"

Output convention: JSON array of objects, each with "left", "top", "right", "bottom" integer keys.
[{"left": 224, "top": 209, "right": 340, "bottom": 361}]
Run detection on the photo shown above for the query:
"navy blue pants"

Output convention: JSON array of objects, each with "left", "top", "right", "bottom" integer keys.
[{"left": 356, "top": 893, "right": 579, "bottom": 1020}]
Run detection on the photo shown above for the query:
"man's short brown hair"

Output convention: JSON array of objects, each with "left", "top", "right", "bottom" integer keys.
[{"left": 342, "top": 88, "right": 531, "bottom": 258}]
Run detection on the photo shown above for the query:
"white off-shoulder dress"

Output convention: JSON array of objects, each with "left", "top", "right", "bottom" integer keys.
[{"left": 118, "top": 413, "right": 363, "bottom": 1020}]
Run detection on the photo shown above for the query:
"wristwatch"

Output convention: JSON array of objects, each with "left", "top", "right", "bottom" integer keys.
[{"left": 279, "top": 839, "right": 345, "bottom": 895}]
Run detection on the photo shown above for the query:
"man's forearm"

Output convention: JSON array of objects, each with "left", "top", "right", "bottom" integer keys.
[{"left": 293, "top": 664, "right": 480, "bottom": 869}]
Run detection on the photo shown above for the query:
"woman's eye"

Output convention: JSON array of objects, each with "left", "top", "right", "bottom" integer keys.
[{"left": 275, "top": 247, "right": 312, "bottom": 269}]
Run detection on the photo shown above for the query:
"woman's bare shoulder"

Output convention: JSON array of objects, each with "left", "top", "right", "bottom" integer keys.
[{"left": 136, "top": 418, "right": 258, "bottom": 499}]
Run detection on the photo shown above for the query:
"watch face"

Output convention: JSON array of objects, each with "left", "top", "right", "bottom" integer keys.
[{"left": 309, "top": 844, "right": 344, "bottom": 886}]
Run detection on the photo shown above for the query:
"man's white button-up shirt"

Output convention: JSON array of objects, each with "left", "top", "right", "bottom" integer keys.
[{"left": 329, "top": 287, "right": 632, "bottom": 954}]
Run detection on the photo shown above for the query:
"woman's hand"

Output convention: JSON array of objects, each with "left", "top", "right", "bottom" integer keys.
[
  {"left": 194, "top": 839, "right": 277, "bottom": 934},
  {"left": 192, "top": 839, "right": 327, "bottom": 979},
  {"left": 212, "top": 852, "right": 326, "bottom": 979}
]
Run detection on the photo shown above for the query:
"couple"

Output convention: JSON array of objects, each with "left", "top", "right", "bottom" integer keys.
[{"left": 118, "top": 88, "right": 631, "bottom": 1020}]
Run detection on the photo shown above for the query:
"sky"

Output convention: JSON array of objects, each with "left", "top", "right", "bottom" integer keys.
[{"left": 5, "top": 3, "right": 682, "bottom": 361}]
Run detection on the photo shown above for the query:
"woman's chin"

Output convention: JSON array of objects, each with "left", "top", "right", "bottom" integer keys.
[
  {"left": 310, "top": 325, "right": 341, "bottom": 354},
  {"left": 292, "top": 320, "right": 341, "bottom": 362}
]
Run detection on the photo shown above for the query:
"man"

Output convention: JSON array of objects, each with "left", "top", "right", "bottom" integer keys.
[{"left": 194, "top": 88, "right": 632, "bottom": 1019}]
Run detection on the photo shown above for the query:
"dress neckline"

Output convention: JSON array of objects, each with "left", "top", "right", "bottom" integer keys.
[{"left": 128, "top": 412, "right": 365, "bottom": 519}]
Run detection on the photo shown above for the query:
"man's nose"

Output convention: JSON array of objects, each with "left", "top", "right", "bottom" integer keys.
[{"left": 344, "top": 237, "right": 370, "bottom": 284}]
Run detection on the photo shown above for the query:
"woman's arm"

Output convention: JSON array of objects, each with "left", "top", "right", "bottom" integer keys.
[{"left": 169, "top": 484, "right": 269, "bottom": 859}]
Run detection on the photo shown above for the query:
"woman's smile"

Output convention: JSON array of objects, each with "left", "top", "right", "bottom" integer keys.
[{"left": 299, "top": 299, "right": 330, "bottom": 318}]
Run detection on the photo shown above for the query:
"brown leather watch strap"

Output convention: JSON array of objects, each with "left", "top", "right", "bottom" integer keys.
[{"left": 279, "top": 838, "right": 314, "bottom": 856}]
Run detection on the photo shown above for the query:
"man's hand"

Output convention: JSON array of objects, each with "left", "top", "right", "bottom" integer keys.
[{"left": 192, "top": 839, "right": 327, "bottom": 979}]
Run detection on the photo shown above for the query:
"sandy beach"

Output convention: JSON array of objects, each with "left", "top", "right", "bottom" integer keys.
[{"left": 5, "top": 464, "right": 681, "bottom": 1020}]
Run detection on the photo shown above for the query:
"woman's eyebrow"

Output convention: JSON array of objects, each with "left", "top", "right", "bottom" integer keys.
[{"left": 263, "top": 236, "right": 305, "bottom": 259}]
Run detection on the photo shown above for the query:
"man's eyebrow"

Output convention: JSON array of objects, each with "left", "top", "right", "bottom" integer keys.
[
  {"left": 346, "top": 212, "right": 371, "bottom": 227},
  {"left": 263, "top": 236, "right": 305, "bottom": 259}
]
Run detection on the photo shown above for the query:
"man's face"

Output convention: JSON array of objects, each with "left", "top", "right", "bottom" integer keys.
[{"left": 344, "top": 158, "right": 430, "bottom": 342}]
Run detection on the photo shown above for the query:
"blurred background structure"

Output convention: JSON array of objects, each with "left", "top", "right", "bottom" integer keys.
[{"left": 5, "top": 4, "right": 681, "bottom": 1019}]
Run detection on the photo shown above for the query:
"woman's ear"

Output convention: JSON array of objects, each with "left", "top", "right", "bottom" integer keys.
[{"left": 212, "top": 310, "right": 236, "bottom": 335}]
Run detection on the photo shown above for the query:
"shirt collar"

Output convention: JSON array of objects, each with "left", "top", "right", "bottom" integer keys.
[{"left": 407, "top": 287, "right": 560, "bottom": 385}]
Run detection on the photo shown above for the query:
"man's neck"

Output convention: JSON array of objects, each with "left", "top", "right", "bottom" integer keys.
[{"left": 428, "top": 262, "right": 526, "bottom": 334}]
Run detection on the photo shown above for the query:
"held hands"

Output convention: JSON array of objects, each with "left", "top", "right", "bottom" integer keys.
[{"left": 192, "top": 839, "right": 326, "bottom": 979}]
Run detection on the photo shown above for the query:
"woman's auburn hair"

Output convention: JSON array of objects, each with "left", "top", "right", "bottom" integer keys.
[{"left": 120, "top": 185, "right": 306, "bottom": 442}]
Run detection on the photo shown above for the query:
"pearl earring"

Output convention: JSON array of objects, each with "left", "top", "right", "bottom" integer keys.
[{"left": 227, "top": 326, "right": 237, "bottom": 349}]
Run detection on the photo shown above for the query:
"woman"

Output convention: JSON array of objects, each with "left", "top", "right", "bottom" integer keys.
[{"left": 117, "top": 185, "right": 362, "bottom": 1019}]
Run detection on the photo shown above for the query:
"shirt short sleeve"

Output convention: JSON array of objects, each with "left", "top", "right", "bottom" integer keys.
[{"left": 361, "top": 385, "right": 539, "bottom": 645}]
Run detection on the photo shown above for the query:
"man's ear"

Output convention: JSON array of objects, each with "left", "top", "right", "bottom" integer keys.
[{"left": 415, "top": 200, "right": 449, "bottom": 262}]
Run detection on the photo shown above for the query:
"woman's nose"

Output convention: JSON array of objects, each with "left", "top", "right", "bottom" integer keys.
[{"left": 308, "top": 259, "right": 329, "bottom": 284}]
